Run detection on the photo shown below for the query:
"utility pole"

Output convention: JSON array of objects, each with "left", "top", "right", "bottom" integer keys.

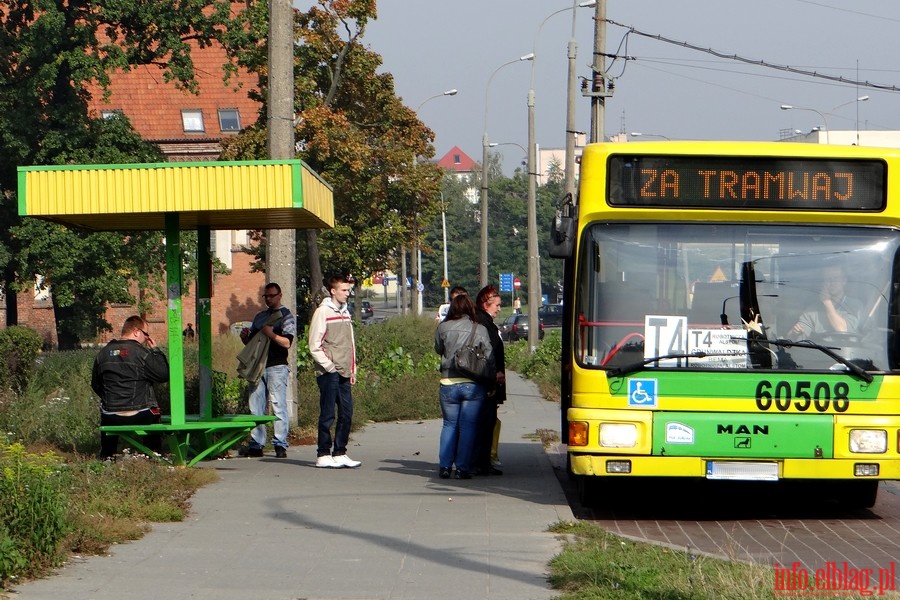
[
  {"left": 589, "top": 0, "right": 608, "bottom": 143},
  {"left": 266, "top": 0, "right": 298, "bottom": 425}
]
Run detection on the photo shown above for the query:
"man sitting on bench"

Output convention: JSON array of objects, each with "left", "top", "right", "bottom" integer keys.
[{"left": 92, "top": 315, "right": 170, "bottom": 459}]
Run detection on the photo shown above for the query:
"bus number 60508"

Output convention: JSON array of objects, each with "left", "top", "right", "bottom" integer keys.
[{"left": 755, "top": 380, "right": 850, "bottom": 412}]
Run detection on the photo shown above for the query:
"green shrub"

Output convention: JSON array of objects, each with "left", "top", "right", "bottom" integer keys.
[
  {"left": 0, "top": 349, "right": 98, "bottom": 453},
  {"left": 505, "top": 329, "right": 562, "bottom": 402},
  {"left": 0, "top": 442, "right": 69, "bottom": 587},
  {"left": 0, "top": 326, "right": 43, "bottom": 394}
]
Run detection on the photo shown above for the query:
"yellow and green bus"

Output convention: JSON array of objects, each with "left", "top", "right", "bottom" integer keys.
[{"left": 549, "top": 141, "right": 900, "bottom": 507}]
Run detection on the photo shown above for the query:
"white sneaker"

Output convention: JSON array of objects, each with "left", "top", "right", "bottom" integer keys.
[
  {"left": 332, "top": 454, "right": 361, "bottom": 468},
  {"left": 316, "top": 455, "right": 339, "bottom": 468}
]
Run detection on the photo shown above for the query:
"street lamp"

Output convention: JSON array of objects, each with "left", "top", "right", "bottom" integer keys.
[
  {"left": 630, "top": 132, "right": 671, "bottom": 140},
  {"left": 780, "top": 104, "right": 830, "bottom": 144},
  {"left": 481, "top": 54, "right": 533, "bottom": 288},
  {"left": 489, "top": 141, "right": 527, "bottom": 167},
  {"left": 405, "top": 88, "right": 458, "bottom": 315},
  {"left": 565, "top": 1, "right": 596, "bottom": 208},
  {"left": 782, "top": 96, "right": 869, "bottom": 146},
  {"left": 525, "top": 1, "right": 594, "bottom": 349},
  {"left": 416, "top": 89, "right": 458, "bottom": 112},
  {"left": 439, "top": 192, "right": 450, "bottom": 303}
]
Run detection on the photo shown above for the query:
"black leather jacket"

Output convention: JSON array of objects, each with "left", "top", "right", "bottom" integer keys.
[{"left": 91, "top": 339, "right": 170, "bottom": 412}]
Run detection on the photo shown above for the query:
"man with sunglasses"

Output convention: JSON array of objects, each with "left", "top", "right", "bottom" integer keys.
[
  {"left": 92, "top": 315, "right": 170, "bottom": 459},
  {"left": 239, "top": 282, "right": 297, "bottom": 458}
]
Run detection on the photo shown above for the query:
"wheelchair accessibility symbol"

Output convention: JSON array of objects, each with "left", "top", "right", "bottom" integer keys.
[{"left": 628, "top": 379, "right": 658, "bottom": 407}]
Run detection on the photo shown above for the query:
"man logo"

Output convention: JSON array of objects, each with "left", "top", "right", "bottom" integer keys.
[{"left": 734, "top": 437, "right": 751, "bottom": 449}]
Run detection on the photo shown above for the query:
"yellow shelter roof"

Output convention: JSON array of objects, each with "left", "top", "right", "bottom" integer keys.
[{"left": 17, "top": 159, "right": 334, "bottom": 231}]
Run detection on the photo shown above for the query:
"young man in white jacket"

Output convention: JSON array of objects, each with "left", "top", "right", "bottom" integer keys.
[{"left": 308, "top": 275, "right": 361, "bottom": 468}]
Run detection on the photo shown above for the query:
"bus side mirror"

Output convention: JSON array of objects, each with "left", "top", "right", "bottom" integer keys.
[{"left": 549, "top": 193, "right": 577, "bottom": 259}]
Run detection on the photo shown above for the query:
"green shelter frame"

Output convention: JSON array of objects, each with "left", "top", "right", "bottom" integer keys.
[{"left": 17, "top": 159, "right": 334, "bottom": 465}]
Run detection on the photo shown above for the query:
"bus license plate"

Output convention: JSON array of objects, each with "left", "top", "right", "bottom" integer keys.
[{"left": 706, "top": 461, "right": 779, "bottom": 481}]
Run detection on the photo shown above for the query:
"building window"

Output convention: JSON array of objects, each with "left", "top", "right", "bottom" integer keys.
[
  {"left": 218, "top": 109, "right": 240, "bottom": 132},
  {"left": 100, "top": 109, "right": 123, "bottom": 119},
  {"left": 454, "top": 154, "right": 461, "bottom": 164},
  {"left": 182, "top": 109, "right": 204, "bottom": 132}
]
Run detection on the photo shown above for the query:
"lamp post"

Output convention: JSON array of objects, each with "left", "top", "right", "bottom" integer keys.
[
  {"left": 565, "top": 1, "right": 596, "bottom": 207},
  {"left": 416, "top": 89, "right": 458, "bottom": 112},
  {"left": 831, "top": 96, "right": 869, "bottom": 145},
  {"left": 630, "top": 132, "right": 671, "bottom": 141},
  {"left": 481, "top": 55, "right": 533, "bottom": 288},
  {"left": 782, "top": 96, "right": 869, "bottom": 147},
  {"left": 525, "top": 1, "right": 594, "bottom": 349},
  {"left": 440, "top": 192, "right": 449, "bottom": 303},
  {"left": 407, "top": 89, "right": 457, "bottom": 315},
  {"left": 780, "top": 104, "right": 830, "bottom": 144},
  {"left": 489, "top": 141, "right": 527, "bottom": 166}
]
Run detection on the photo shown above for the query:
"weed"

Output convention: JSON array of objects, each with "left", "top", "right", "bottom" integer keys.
[
  {"left": 548, "top": 520, "right": 777, "bottom": 599},
  {"left": 0, "top": 443, "right": 69, "bottom": 587}
]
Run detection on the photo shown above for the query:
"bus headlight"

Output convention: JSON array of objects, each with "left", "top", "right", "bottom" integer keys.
[
  {"left": 849, "top": 429, "right": 887, "bottom": 454},
  {"left": 599, "top": 423, "right": 637, "bottom": 448}
]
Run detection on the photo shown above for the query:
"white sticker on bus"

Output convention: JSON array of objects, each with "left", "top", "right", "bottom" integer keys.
[{"left": 643, "top": 315, "right": 688, "bottom": 367}]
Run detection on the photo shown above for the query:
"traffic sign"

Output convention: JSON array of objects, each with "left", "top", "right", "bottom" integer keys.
[
  {"left": 499, "top": 273, "right": 514, "bottom": 293},
  {"left": 513, "top": 277, "right": 521, "bottom": 289},
  {"left": 441, "top": 279, "right": 450, "bottom": 288}
]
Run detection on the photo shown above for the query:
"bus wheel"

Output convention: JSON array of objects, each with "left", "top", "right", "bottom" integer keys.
[
  {"left": 835, "top": 480, "right": 879, "bottom": 509},
  {"left": 577, "top": 475, "right": 599, "bottom": 506}
]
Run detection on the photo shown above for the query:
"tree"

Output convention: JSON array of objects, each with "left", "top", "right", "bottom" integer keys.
[
  {"left": 0, "top": 0, "right": 251, "bottom": 342},
  {"left": 222, "top": 0, "right": 442, "bottom": 317}
]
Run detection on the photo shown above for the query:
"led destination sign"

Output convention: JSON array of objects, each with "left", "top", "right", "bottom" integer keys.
[{"left": 608, "top": 155, "right": 886, "bottom": 211}]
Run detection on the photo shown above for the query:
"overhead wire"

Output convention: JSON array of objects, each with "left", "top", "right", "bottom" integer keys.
[{"left": 602, "top": 18, "right": 900, "bottom": 93}]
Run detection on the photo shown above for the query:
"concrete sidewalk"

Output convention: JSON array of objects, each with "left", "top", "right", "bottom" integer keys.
[{"left": 12, "top": 372, "right": 574, "bottom": 600}]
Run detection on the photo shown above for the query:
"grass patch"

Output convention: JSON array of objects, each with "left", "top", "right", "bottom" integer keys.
[
  {"left": 548, "top": 520, "right": 777, "bottom": 599},
  {"left": 62, "top": 455, "right": 217, "bottom": 556}
]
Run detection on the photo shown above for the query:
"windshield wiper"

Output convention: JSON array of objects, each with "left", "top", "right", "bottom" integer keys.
[
  {"left": 606, "top": 352, "right": 709, "bottom": 378},
  {"left": 760, "top": 339, "right": 874, "bottom": 383}
]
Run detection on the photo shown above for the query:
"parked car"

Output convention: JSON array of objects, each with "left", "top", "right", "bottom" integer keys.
[
  {"left": 349, "top": 300, "right": 374, "bottom": 321},
  {"left": 499, "top": 314, "right": 544, "bottom": 342},
  {"left": 537, "top": 303, "right": 563, "bottom": 328}
]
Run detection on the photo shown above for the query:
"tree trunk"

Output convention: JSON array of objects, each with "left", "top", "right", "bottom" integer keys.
[
  {"left": 306, "top": 229, "right": 324, "bottom": 307},
  {"left": 52, "top": 298, "right": 78, "bottom": 350}
]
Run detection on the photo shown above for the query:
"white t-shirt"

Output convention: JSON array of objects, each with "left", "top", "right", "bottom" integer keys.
[{"left": 436, "top": 303, "right": 450, "bottom": 322}]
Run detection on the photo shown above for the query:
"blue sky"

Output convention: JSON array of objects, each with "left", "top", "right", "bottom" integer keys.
[{"left": 363, "top": 1, "right": 900, "bottom": 174}]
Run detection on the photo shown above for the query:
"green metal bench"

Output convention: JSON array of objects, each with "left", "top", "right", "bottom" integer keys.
[{"left": 100, "top": 415, "right": 277, "bottom": 467}]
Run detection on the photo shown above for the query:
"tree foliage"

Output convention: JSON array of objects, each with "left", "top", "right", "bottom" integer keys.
[
  {"left": 0, "top": 0, "right": 249, "bottom": 345},
  {"left": 421, "top": 153, "right": 566, "bottom": 306},
  {"left": 221, "top": 0, "right": 443, "bottom": 314}
]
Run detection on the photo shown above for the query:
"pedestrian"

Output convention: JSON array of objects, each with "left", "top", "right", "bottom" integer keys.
[
  {"left": 513, "top": 295, "right": 521, "bottom": 314},
  {"left": 238, "top": 282, "right": 296, "bottom": 458},
  {"left": 473, "top": 284, "right": 506, "bottom": 475},
  {"left": 309, "top": 274, "right": 362, "bottom": 468},
  {"left": 434, "top": 293, "right": 494, "bottom": 479},
  {"left": 435, "top": 285, "right": 468, "bottom": 322},
  {"left": 182, "top": 323, "right": 195, "bottom": 342},
  {"left": 91, "top": 315, "right": 170, "bottom": 459}
]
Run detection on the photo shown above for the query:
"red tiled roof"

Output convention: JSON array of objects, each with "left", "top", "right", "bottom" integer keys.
[
  {"left": 436, "top": 146, "right": 477, "bottom": 172},
  {"left": 86, "top": 43, "right": 261, "bottom": 142}
]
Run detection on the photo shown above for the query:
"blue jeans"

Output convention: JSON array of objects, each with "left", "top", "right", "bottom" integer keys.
[
  {"left": 248, "top": 364, "right": 290, "bottom": 449},
  {"left": 438, "top": 382, "right": 484, "bottom": 473},
  {"left": 316, "top": 371, "right": 353, "bottom": 457}
]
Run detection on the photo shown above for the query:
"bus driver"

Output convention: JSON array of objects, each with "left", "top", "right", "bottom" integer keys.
[{"left": 789, "top": 263, "right": 862, "bottom": 338}]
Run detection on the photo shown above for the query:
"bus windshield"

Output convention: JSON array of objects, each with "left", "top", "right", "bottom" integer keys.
[{"left": 575, "top": 223, "right": 900, "bottom": 374}]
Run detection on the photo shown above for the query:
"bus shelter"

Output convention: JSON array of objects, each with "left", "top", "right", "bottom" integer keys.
[{"left": 17, "top": 160, "right": 334, "bottom": 465}]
